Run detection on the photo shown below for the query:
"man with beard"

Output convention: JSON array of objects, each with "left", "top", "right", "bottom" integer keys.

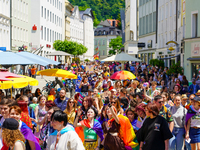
[{"left": 54, "top": 89, "right": 68, "bottom": 111}]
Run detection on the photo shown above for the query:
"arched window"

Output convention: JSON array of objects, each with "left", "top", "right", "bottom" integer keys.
[{"left": 98, "top": 31, "right": 101, "bottom": 35}]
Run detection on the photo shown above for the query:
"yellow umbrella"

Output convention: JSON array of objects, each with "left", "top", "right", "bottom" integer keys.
[
  {"left": 37, "top": 69, "right": 77, "bottom": 79},
  {"left": 0, "top": 75, "right": 38, "bottom": 89}
]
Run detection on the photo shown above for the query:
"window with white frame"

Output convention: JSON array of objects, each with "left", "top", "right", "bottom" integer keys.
[
  {"left": 44, "top": 27, "right": 46, "bottom": 40},
  {"left": 50, "top": 12, "right": 51, "bottom": 22},
  {"left": 47, "top": 28, "right": 49, "bottom": 41},
  {"left": 47, "top": 10, "right": 49, "bottom": 20},
  {"left": 41, "top": 6, "right": 43, "bottom": 17},
  {"left": 170, "top": 2, "right": 172, "bottom": 16},
  {"left": 192, "top": 13, "right": 198, "bottom": 38},
  {"left": 44, "top": 8, "right": 46, "bottom": 19},
  {"left": 52, "top": 31, "right": 54, "bottom": 42},
  {"left": 52, "top": 13, "right": 54, "bottom": 23}
]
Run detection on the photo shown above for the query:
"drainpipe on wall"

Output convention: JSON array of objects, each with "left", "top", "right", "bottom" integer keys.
[
  {"left": 175, "top": 0, "right": 178, "bottom": 63},
  {"left": 10, "top": 0, "right": 12, "bottom": 51}
]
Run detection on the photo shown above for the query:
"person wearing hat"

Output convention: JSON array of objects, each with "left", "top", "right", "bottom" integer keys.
[
  {"left": 111, "top": 89, "right": 117, "bottom": 97},
  {"left": 181, "top": 94, "right": 189, "bottom": 108},
  {"left": 185, "top": 96, "right": 200, "bottom": 150},
  {"left": 196, "top": 90, "right": 200, "bottom": 96},
  {"left": 1, "top": 118, "right": 25, "bottom": 150},
  {"left": 188, "top": 78, "right": 200, "bottom": 95}
]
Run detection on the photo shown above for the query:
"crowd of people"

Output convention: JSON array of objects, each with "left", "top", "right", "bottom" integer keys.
[{"left": 0, "top": 61, "right": 200, "bottom": 150}]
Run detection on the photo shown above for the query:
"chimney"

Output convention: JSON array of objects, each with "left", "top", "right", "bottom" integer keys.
[{"left": 112, "top": 20, "right": 116, "bottom": 27}]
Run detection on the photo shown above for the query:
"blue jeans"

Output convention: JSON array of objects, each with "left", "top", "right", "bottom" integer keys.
[{"left": 169, "top": 127, "right": 185, "bottom": 150}]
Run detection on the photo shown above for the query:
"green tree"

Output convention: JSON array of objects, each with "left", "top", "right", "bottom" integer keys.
[
  {"left": 149, "top": 59, "right": 164, "bottom": 69},
  {"left": 53, "top": 40, "right": 88, "bottom": 57},
  {"left": 108, "top": 36, "right": 123, "bottom": 55},
  {"left": 166, "top": 62, "right": 183, "bottom": 76}
]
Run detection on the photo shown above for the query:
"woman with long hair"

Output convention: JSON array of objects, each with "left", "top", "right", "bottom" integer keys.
[
  {"left": 107, "top": 80, "right": 113, "bottom": 91},
  {"left": 17, "top": 100, "right": 32, "bottom": 129},
  {"left": 9, "top": 106, "right": 40, "bottom": 150},
  {"left": 2, "top": 118, "right": 25, "bottom": 150},
  {"left": 79, "top": 76, "right": 90, "bottom": 93},
  {"left": 109, "top": 97, "right": 124, "bottom": 115},
  {"left": 34, "top": 88, "right": 41, "bottom": 98},
  {"left": 114, "top": 80, "right": 122, "bottom": 89},
  {"left": 161, "top": 92, "right": 173, "bottom": 109},
  {"left": 131, "top": 80, "right": 140, "bottom": 94},
  {"left": 78, "top": 96, "right": 93, "bottom": 122},
  {"left": 102, "top": 104, "right": 138, "bottom": 150},
  {"left": 169, "top": 95, "right": 188, "bottom": 150},
  {"left": 34, "top": 95, "right": 48, "bottom": 136},
  {"left": 74, "top": 106, "right": 104, "bottom": 150},
  {"left": 126, "top": 107, "right": 138, "bottom": 130},
  {"left": 63, "top": 98, "right": 77, "bottom": 125}
]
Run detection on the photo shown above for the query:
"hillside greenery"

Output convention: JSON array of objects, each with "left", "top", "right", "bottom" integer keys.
[{"left": 69, "top": 0, "right": 125, "bottom": 27}]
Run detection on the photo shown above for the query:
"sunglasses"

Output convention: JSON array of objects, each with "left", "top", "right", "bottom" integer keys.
[
  {"left": 111, "top": 102, "right": 116, "bottom": 104},
  {"left": 83, "top": 100, "right": 88, "bottom": 102},
  {"left": 158, "top": 101, "right": 164, "bottom": 104},
  {"left": 69, "top": 101, "right": 74, "bottom": 104}
]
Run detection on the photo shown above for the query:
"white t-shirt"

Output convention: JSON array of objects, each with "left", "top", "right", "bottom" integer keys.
[
  {"left": 141, "top": 65, "right": 146, "bottom": 71},
  {"left": 47, "top": 129, "right": 84, "bottom": 150}
]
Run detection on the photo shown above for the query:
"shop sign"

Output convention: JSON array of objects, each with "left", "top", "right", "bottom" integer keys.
[{"left": 191, "top": 42, "right": 200, "bottom": 57}]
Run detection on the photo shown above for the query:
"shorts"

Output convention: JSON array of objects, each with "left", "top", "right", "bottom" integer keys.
[{"left": 189, "top": 127, "right": 200, "bottom": 143}]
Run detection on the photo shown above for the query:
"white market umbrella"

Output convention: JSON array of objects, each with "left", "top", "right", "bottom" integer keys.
[
  {"left": 101, "top": 52, "right": 141, "bottom": 69},
  {"left": 101, "top": 52, "right": 142, "bottom": 62}
]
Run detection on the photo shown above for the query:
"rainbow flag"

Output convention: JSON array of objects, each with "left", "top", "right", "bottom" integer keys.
[
  {"left": 93, "top": 53, "right": 99, "bottom": 60},
  {"left": 75, "top": 119, "right": 104, "bottom": 142},
  {"left": 95, "top": 46, "right": 99, "bottom": 51},
  {"left": 118, "top": 115, "right": 139, "bottom": 149},
  {"left": 72, "top": 63, "right": 77, "bottom": 68}
]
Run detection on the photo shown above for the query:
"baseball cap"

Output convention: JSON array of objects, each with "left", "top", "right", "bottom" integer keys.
[{"left": 2, "top": 118, "right": 19, "bottom": 130}]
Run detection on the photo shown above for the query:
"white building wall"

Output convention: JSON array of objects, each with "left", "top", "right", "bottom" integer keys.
[
  {"left": 130, "top": 0, "right": 137, "bottom": 41},
  {"left": 83, "top": 15, "right": 94, "bottom": 60},
  {"left": 30, "top": 0, "right": 65, "bottom": 59},
  {"left": 0, "top": 0, "right": 10, "bottom": 50},
  {"left": 157, "top": 0, "right": 184, "bottom": 61},
  {"left": 70, "top": 17, "right": 84, "bottom": 45},
  {"left": 12, "top": 0, "right": 29, "bottom": 51}
]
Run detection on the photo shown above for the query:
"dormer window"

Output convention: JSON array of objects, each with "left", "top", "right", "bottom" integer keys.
[{"left": 110, "top": 30, "right": 113, "bottom": 35}]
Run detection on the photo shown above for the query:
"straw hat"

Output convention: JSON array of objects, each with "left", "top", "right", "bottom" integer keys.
[
  {"left": 182, "top": 94, "right": 188, "bottom": 99},
  {"left": 196, "top": 90, "right": 200, "bottom": 96}
]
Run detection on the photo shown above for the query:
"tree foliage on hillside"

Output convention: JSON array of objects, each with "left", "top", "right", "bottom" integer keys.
[
  {"left": 53, "top": 40, "right": 88, "bottom": 57},
  {"left": 69, "top": 0, "right": 125, "bottom": 27}
]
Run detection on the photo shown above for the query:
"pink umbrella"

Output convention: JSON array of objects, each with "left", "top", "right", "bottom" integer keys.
[
  {"left": 0, "top": 72, "right": 23, "bottom": 78},
  {"left": 0, "top": 78, "right": 11, "bottom": 81}
]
